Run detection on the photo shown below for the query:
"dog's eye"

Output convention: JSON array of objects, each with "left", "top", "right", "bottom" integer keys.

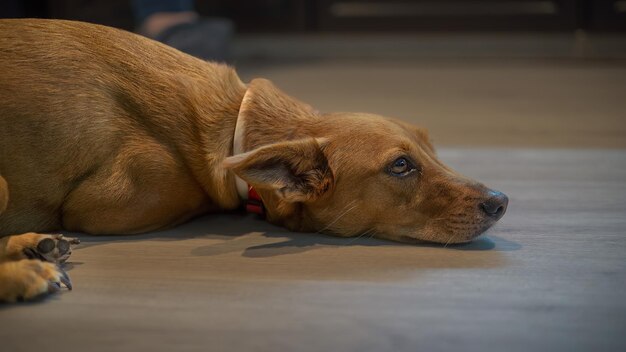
[{"left": 388, "top": 157, "right": 416, "bottom": 177}]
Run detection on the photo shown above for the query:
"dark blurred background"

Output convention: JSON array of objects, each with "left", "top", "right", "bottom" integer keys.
[{"left": 3, "top": 0, "right": 626, "bottom": 32}]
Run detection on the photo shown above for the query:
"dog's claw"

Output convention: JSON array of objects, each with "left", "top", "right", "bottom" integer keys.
[
  {"left": 48, "top": 281, "right": 61, "bottom": 293},
  {"left": 58, "top": 266, "right": 72, "bottom": 290}
]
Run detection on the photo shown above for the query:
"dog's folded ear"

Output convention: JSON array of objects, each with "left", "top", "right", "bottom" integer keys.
[{"left": 223, "top": 138, "right": 333, "bottom": 203}]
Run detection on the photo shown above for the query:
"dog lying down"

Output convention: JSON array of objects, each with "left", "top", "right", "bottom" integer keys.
[{"left": 0, "top": 19, "right": 508, "bottom": 302}]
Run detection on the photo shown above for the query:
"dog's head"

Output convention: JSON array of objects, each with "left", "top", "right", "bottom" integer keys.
[{"left": 224, "top": 79, "right": 507, "bottom": 244}]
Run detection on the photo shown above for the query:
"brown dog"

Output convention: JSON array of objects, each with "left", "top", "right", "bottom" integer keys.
[{"left": 0, "top": 19, "right": 508, "bottom": 302}]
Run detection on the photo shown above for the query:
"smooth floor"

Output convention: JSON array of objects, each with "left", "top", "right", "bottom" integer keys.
[{"left": 2, "top": 51, "right": 626, "bottom": 351}]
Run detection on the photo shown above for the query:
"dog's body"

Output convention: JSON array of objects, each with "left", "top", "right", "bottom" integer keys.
[
  {"left": 1, "top": 19, "right": 245, "bottom": 236},
  {"left": 0, "top": 19, "right": 507, "bottom": 302}
]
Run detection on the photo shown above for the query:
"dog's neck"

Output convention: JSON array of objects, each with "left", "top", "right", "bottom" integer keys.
[
  {"left": 232, "top": 88, "right": 252, "bottom": 201},
  {"left": 229, "top": 79, "right": 321, "bottom": 228}
]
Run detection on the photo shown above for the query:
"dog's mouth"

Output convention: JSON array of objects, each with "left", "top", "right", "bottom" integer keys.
[{"left": 392, "top": 217, "right": 499, "bottom": 245}]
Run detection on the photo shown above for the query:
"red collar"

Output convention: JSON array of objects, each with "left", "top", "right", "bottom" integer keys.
[{"left": 245, "top": 185, "right": 265, "bottom": 216}]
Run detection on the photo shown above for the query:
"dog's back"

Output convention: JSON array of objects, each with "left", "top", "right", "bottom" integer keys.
[{"left": 0, "top": 19, "right": 245, "bottom": 235}]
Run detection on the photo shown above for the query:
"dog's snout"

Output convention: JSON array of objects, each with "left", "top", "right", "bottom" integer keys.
[{"left": 480, "top": 190, "right": 508, "bottom": 220}]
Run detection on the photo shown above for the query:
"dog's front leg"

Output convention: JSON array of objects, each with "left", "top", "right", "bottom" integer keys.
[{"left": 0, "top": 233, "right": 78, "bottom": 302}]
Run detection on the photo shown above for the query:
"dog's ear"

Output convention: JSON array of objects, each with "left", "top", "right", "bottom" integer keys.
[
  {"left": 236, "top": 79, "right": 319, "bottom": 150},
  {"left": 223, "top": 138, "right": 333, "bottom": 203}
]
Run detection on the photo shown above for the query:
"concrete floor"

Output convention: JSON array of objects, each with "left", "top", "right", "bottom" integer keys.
[{"left": 2, "top": 40, "right": 626, "bottom": 351}]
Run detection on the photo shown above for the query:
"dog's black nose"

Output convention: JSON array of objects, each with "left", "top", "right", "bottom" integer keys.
[{"left": 480, "top": 191, "right": 508, "bottom": 220}]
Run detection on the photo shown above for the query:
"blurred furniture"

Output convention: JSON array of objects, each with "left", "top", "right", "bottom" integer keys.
[{"left": 200, "top": 0, "right": 626, "bottom": 32}]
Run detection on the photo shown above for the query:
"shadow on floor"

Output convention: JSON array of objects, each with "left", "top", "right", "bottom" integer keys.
[
  {"left": 52, "top": 212, "right": 523, "bottom": 282},
  {"left": 67, "top": 212, "right": 521, "bottom": 258}
]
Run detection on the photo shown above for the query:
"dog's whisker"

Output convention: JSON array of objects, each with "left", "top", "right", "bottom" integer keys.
[
  {"left": 443, "top": 233, "right": 457, "bottom": 248},
  {"left": 318, "top": 200, "right": 358, "bottom": 233},
  {"left": 345, "top": 227, "right": 375, "bottom": 245},
  {"left": 320, "top": 204, "right": 358, "bottom": 233}
]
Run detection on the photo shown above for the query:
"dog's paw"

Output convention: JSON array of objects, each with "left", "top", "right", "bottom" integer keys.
[
  {"left": 5, "top": 233, "right": 80, "bottom": 264},
  {"left": 0, "top": 259, "right": 72, "bottom": 303},
  {"left": 23, "top": 234, "right": 80, "bottom": 263}
]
